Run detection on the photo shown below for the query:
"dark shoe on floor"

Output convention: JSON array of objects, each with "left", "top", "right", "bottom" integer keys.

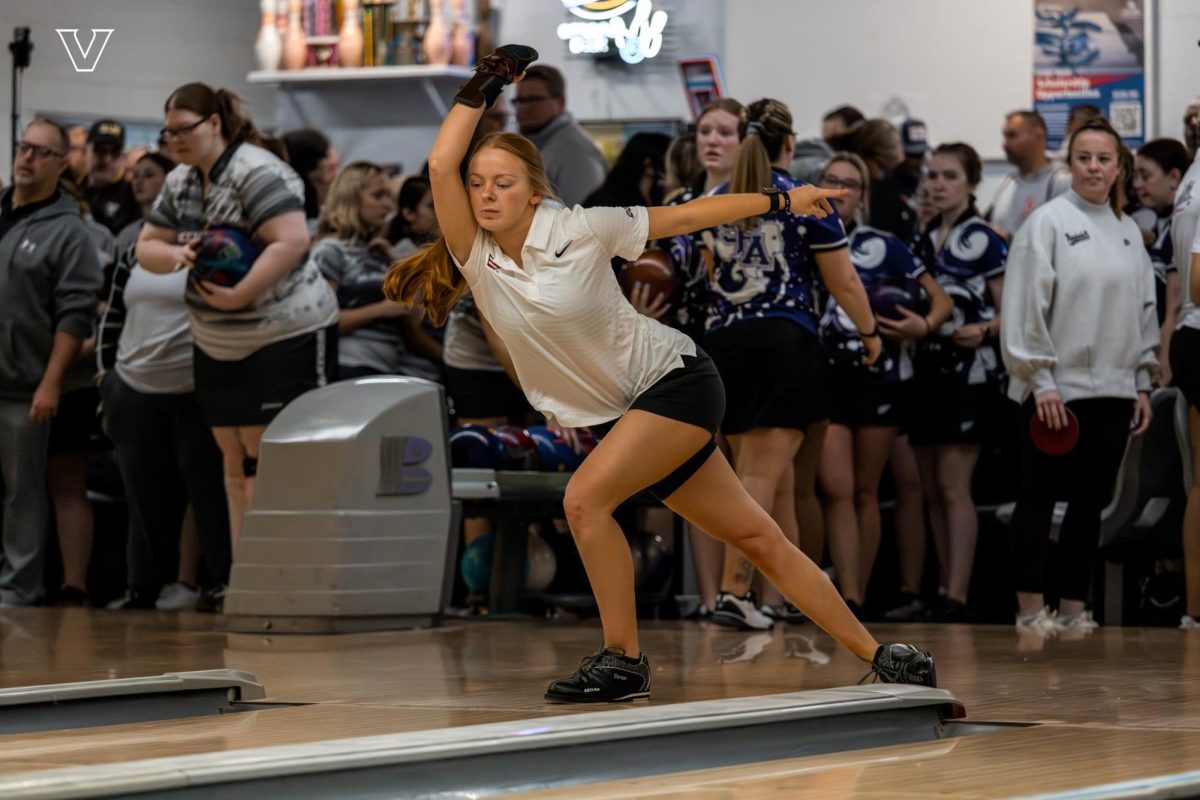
[
  {"left": 862, "top": 643, "right": 937, "bottom": 688},
  {"left": 930, "top": 598, "right": 970, "bottom": 623},
  {"left": 884, "top": 594, "right": 928, "bottom": 622},
  {"left": 761, "top": 601, "right": 807, "bottom": 625},
  {"left": 195, "top": 584, "right": 227, "bottom": 613},
  {"left": 54, "top": 586, "right": 89, "bottom": 608},
  {"left": 545, "top": 647, "right": 651, "bottom": 703},
  {"left": 105, "top": 589, "right": 157, "bottom": 610},
  {"left": 712, "top": 591, "right": 774, "bottom": 630}
]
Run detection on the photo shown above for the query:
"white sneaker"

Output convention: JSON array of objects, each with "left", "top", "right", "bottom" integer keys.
[
  {"left": 1015, "top": 607, "right": 1059, "bottom": 637},
  {"left": 712, "top": 591, "right": 775, "bottom": 631},
  {"left": 1055, "top": 609, "right": 1099, "bottom": 632},
  {"left": 1181, "top": 615, "right": 1200, "bottom": 630},
  {"left": 156, "top": 582, "right": 200, "bottom": 611}
]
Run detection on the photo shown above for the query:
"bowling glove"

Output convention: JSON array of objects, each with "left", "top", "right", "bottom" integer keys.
[{"left": 454, "top": 44, "right": 539, "bottom": 110}]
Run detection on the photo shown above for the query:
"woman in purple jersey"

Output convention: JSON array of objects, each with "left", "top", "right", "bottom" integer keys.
[
  {"left": 698, "top": 99, "right": 883, "bottom": 630},
  {"left": 816, "top": 152, "right": 952, "bottom": 613},
  {"left": 384, "top": 47, "right": 935, "bottom": 701}
]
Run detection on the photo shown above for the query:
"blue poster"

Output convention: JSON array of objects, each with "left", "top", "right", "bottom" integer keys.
[{"left": 1033, "top": 0, "right": 1146, "bottom": 149}]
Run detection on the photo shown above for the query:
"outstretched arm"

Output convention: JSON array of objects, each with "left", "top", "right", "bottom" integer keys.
[{"left": 646, "top": 185, "right": 846, "bottom": 240}]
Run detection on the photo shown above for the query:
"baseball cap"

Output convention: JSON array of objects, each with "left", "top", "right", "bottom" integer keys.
[
  {"left": 87, "top": 120, "right": 125, "bottom": 148},
  {"left": 900, "top": 119, "right": 929, "bottom": 156}
]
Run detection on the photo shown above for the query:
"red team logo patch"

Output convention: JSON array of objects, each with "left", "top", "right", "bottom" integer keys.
[{"left": 486, "top": 254, "right": 503, "bottom": 272}]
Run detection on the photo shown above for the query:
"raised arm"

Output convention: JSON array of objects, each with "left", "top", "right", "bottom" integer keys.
[
  {"left": 646, "top": 185, "right": 846, "bottom": 240},
  {"left": 429, "top": 103, "right": 486, "bottom": 266},
  {"left": 432, "top": 44, "right": 540, "bottom": 266}
]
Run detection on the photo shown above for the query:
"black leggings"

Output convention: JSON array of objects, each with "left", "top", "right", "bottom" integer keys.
[{"left": 1009, "top": 397, "right": 1131, "bottom": 601}]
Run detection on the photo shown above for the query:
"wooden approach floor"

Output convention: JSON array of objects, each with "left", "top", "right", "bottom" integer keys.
[{"left": 1, "top": 609, "right": 1198, "bottom": 798}]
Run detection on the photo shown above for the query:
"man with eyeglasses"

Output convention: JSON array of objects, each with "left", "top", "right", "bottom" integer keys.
[
  {"left": 82, "top": 120, "right": 141, "bottom": 236},
  {"left": 0, "top": 118, "right": 103, "bottom": 606},
  {"left": 514, "top": 64, "right": 607, "bottom": 207}
]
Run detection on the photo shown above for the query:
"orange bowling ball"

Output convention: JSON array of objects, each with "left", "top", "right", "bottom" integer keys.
[{"left": 618, "top": 249, "right": 677, "bottom": 304}]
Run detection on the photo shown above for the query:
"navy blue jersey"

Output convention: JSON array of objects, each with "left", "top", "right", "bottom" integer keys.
[
  {"left": 705, "top": 169, "right": 847, "bottom": 334},
  {"left": 660, "top": 179, "right": 714, "bottom": 343},
  {"left": 912, "top": 209, "right": 1007, "bottom": 385},
  {"left": 820, "top": 225, "right": 926, "bottom": 384}
]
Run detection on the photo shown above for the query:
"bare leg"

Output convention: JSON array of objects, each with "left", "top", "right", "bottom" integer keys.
[
  {"left": 46, "top": 453, "right": 93, "bottom": 592},
  {"left": 851, "top": 426, "right": 898, "bottom": 602},
  {"left": 562, "top": 411, "right": 715, "bottom": 656},
  {"left": 235, "top": 425, "right": 267, "bottom": 521},
  {"left": 719, "top": 428, "right": 804, "bottom": 595},
  {"left": 937, "top": 444, "right": 981, "bottom": 605},
  {"left": 890, "top": 436, "right": 927, "bottom": 596},
  {"left": 210, "top": 427, "right": 248, "bottom": 555},
  {"left": 914, "top": 445, "right": 950, "bottom": 594},
  {"left": 758, "top": 461, "right": 798, "bottom": 607},
  {"left": 1187, "top": 408, "right": 1200, "bottom": 618},
  {"left": 819, "top": 424, "right": 861, "bottom": 603},
  {"left": 794, "top": 419, "right": 828, "bottom": 562},
  {"left": 665, "top": 446, "right": 879, "bottom": 660}
]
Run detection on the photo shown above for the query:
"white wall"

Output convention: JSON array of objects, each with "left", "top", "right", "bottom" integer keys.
[
  {"left": 1157, "top": 0, "right": 1200, "bottom": 141},
  {"left": 0, "top": 0, "right": 272, "bottom": 180}
]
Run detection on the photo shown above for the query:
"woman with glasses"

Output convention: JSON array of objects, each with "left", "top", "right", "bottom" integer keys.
[
  {"left": 700, "top": 99, "right": 882, "bottom": 632},
  {"left": 816, "top": 152, "right": 951, "bottom": 612},
  {"left": 136, "top": 83, "right": 338, "bottom": 603}
]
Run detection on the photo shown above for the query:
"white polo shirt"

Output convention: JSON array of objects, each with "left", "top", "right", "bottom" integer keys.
[{"left": 450, "top": 203, "right": 696, "bottom": 427}]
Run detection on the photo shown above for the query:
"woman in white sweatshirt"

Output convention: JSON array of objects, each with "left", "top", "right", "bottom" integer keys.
[{"left": 1001, "top": 117, "right": 1158, "bottom": 635}]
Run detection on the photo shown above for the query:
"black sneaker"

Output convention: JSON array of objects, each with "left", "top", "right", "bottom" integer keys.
[
  {"left": 761, "top": 601, "right": 806, "bottom": 625},
  {"left": 545, "top": 647, "right": 651, "bottom": 703},
  {"left": 930, "top": 598, "right": 970, "bottom": 623},
  {"left": 712, "top": 591, "right": 774, "bottom": 630},
  {"left": 196, "top": 584, "right": 227, "bottom": 614},
  {"left": 861, "top": 643, "right": 937, "bottom": 688},
  {"left": 54, "top": 586, "right": 89, "bottom": 607},
  {"left": 883, "top": 594, "right": 928, "bottom": 622}
]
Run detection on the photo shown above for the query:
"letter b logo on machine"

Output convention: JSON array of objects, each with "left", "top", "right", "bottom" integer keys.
[
  {"left": 56, "top": 29, "right": 114, "bottom": 73},
  {"left": 377, "top": 435, "right": 435, "bottom": 496}
]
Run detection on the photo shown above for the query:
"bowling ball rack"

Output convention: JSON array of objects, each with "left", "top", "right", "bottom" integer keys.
[{"left": 452, "top": 469, "right": 683, "bottom": 618}]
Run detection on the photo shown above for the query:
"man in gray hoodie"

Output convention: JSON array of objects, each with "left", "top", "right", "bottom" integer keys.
[{"left": 0, "top": 118, "right": 103, "bottom": 606}]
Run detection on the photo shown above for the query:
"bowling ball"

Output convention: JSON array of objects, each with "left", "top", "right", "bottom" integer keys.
[
  {"left": 449, "top": 424, "right": 508, "bottom": 469},
  {"left": 191, "top": 224, "right": 260, "bottom": 287},
  {"left": 618, "top": 249, "right": 677, "bottom": 304},
  {"left": 575, "top": 429, "right": 598, "bottom": 458},
  {"left": 868, "top": 275, "right": 928, "bottom": 319},
  {"left": 460, "top": 530, "right": 495, "bottom": 595},
  {"left": 493, "top": 425, "right": 540, "bottom": 471},
  {"left": 524, "top": 531, "right": 558, "bottom": 592},
  {"left": 525, "top": 425, "right": 581, "bottom": 472}
]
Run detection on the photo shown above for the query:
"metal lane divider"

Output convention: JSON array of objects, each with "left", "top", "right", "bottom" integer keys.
[{"left": 0, "top": 684, "right": 963, "bottom": 799}]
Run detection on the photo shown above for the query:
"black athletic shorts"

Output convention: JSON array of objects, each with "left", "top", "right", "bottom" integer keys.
[
  {"left": 48, "top": 387, "right": 107, "bottom": 455},
  {"left": 588, "top": 349, "right": 725, "bottom": 499},
  {"left": 907, "top": 377, "right": 1003, "bottom": 447},
  {"left": 194, "top": 326, "right": 338, "bottom": 427},
  {"left": 1171, "top": 326, "right": 1200, "bottom": 410},
  {"left": 444, "top": 365, "right": 533, "bottom": 423},
  {"left": 828, "top": 369, "right": 913, "bottom": 429},
  {"left": 702, "top": 318, "right": 829, "bottom": 434}
]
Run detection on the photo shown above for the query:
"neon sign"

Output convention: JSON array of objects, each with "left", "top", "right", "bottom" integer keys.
[{"left": 557, "top": 0, "right": 668, "bottom": 65}]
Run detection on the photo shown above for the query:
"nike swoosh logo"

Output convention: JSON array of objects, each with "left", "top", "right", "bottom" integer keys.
[{"left": 555, "top": 241, "right": 573, "bottom": 258}]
